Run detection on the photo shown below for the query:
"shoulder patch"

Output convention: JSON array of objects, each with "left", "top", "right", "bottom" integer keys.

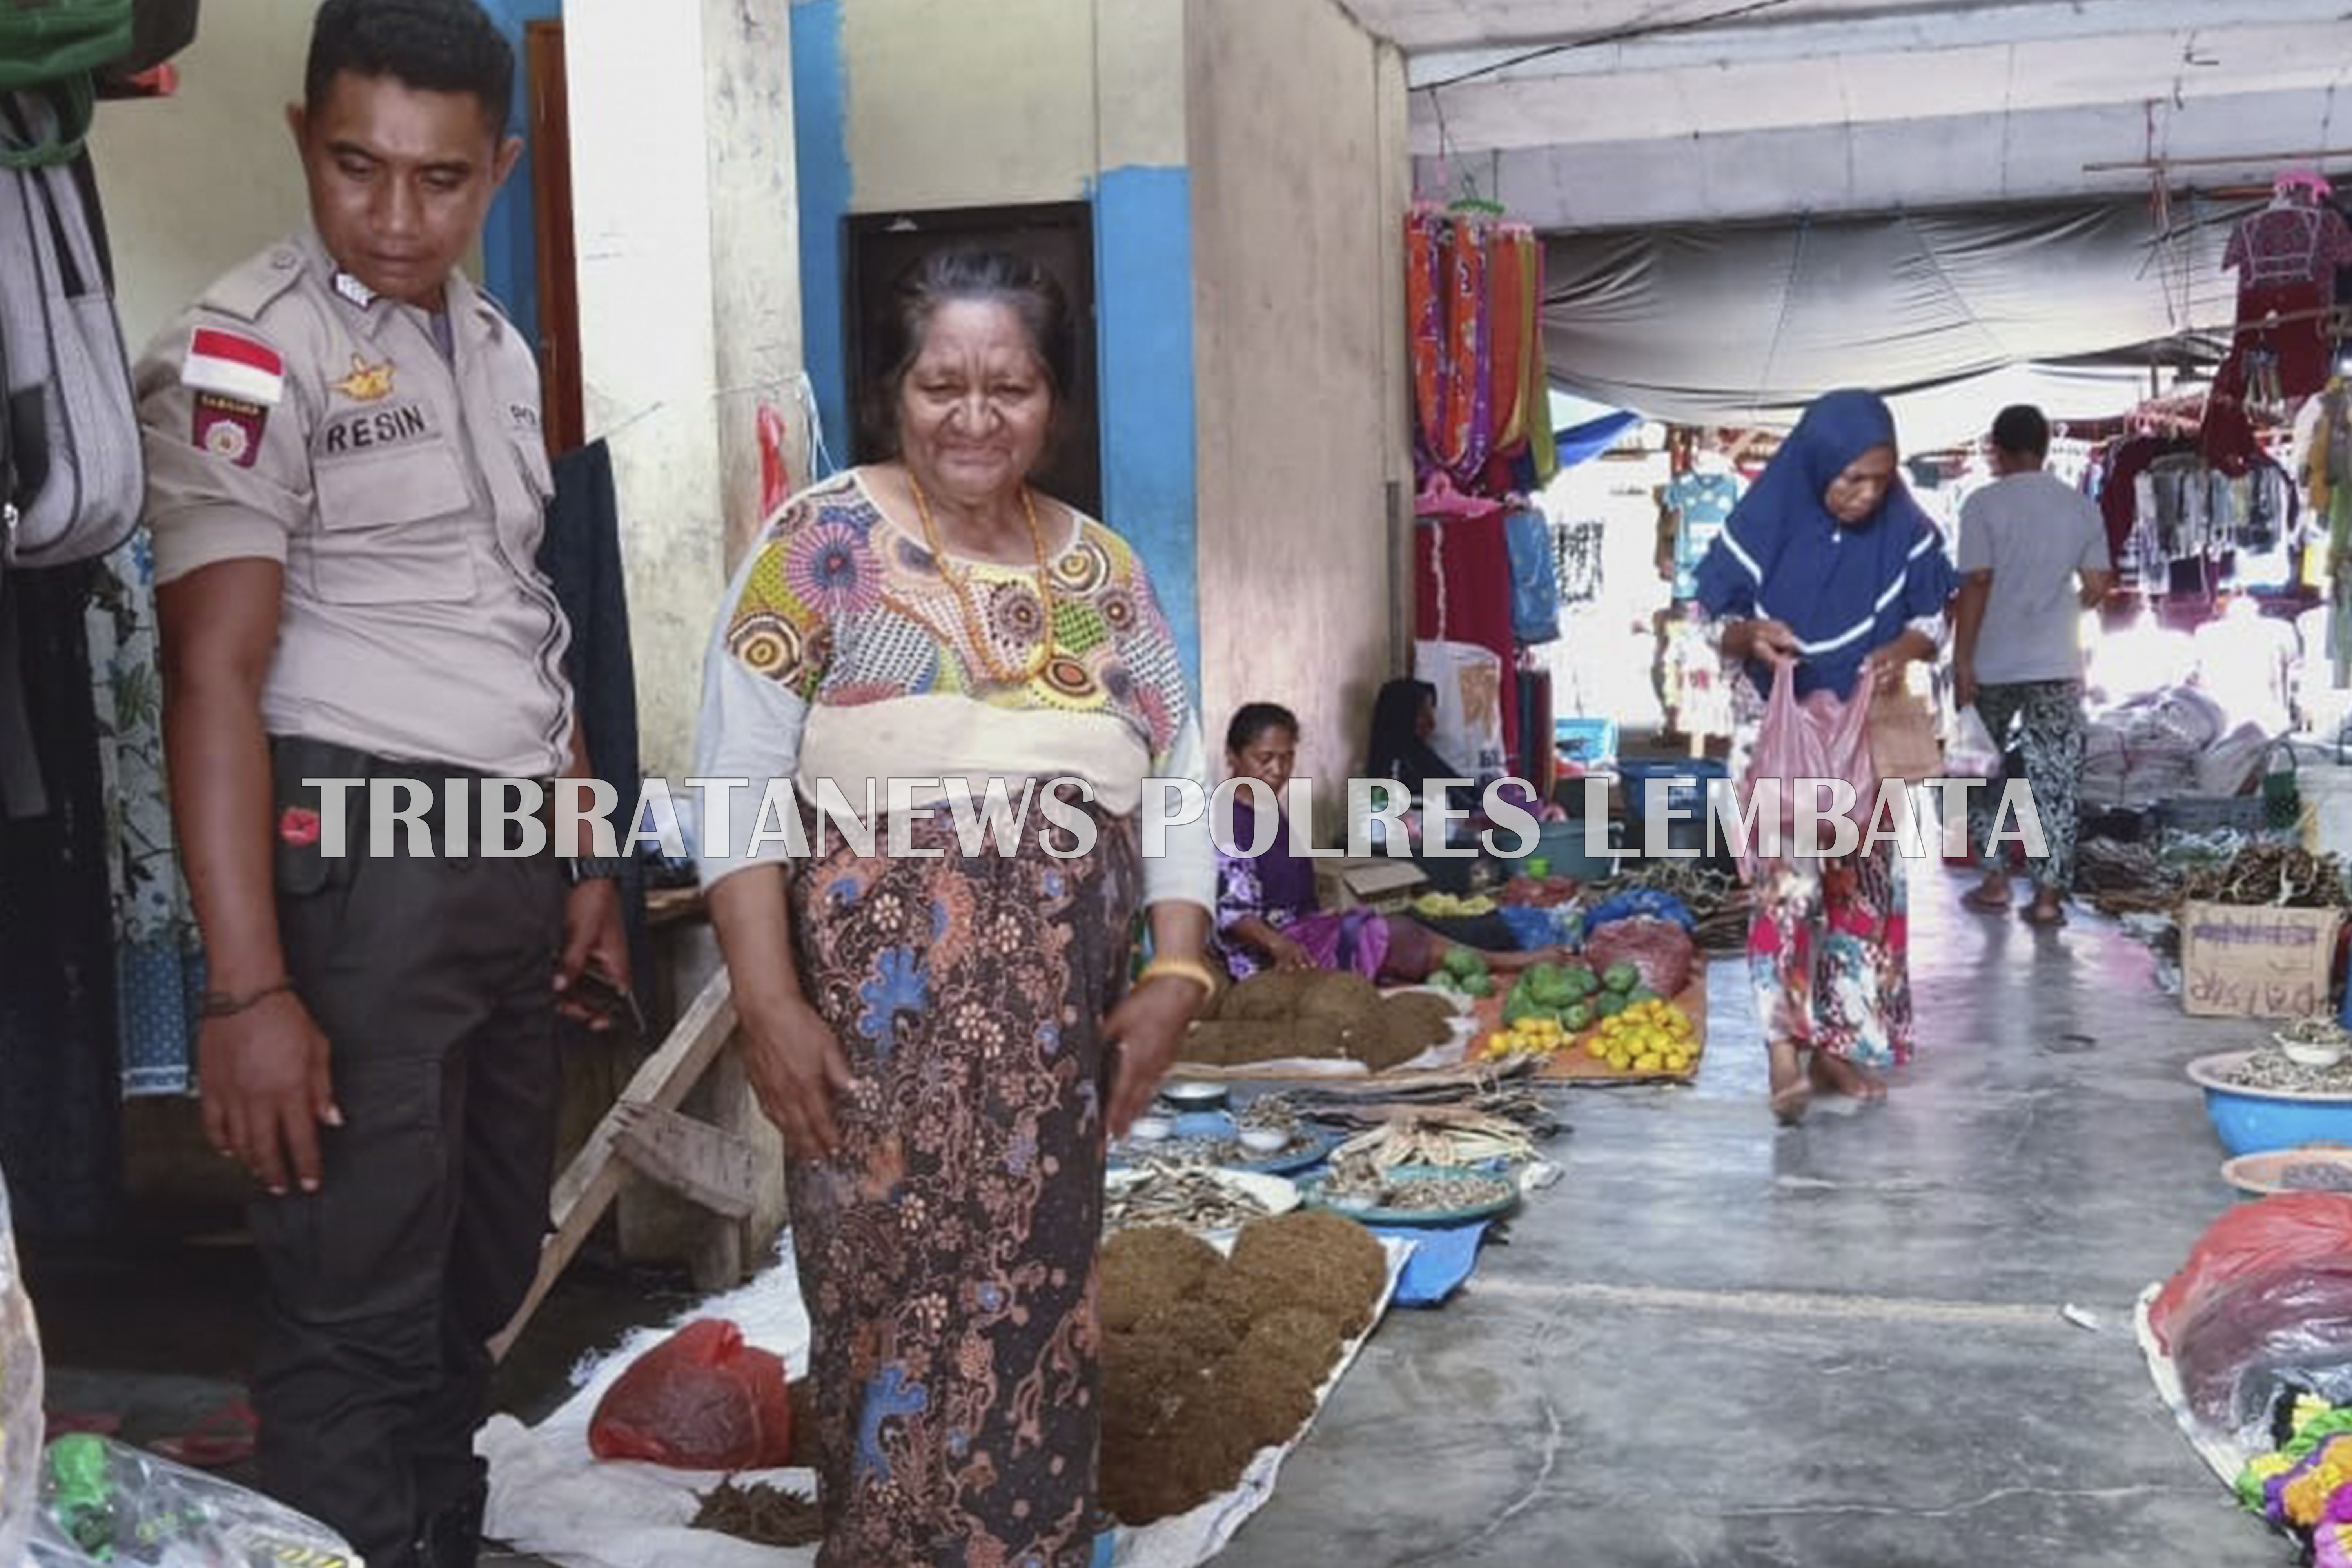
[
  {"left": 200, "top": 244, "right": 307, "bottom": 325},
  {"left": 183, "top": 327, "right": 287, "bottom": 408}
]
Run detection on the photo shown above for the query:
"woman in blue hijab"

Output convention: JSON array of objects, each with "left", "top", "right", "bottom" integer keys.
[{"left": 1693, "top": 390, "right": 1958, "bottom": 1123}]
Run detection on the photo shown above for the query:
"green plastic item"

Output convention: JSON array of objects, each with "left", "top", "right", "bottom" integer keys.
[{"left": 0, "top": 0, "right": 133, "bottom": 166}]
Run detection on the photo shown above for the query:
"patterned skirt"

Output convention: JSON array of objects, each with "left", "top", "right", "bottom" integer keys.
[
  {"left": 786, "top": 803, "right": 1141, "bottom": 1567},
  {"left": 1746, "top": 845, "right": 1915, "bottom": 1067},
  {"left": 1727, "top": 673, "right": 1915, "bottom": 1067}
]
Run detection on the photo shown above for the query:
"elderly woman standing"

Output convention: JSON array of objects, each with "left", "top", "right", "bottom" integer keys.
[
  {"left": 1694, "top": 390, "right": 1957, "bottom": 1124},
  {"left": 694, "top": 249, "right": 1215, "bottom": 1565}
]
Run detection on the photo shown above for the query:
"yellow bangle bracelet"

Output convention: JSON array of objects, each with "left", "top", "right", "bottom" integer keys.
[{"left": 1138, "top": 956, "right": 1221, "bottom": 996}]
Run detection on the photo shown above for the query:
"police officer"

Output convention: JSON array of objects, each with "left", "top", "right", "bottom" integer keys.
[{"left": 138, "top": 3, "right": 628, "bottom": 1563}]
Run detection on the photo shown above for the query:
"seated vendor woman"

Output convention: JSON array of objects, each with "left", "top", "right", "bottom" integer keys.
[{"left": 1214, "top": 703, "right": 1564, "bottom": 984}]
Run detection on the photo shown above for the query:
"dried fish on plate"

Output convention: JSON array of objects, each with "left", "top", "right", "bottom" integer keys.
[
  {"left": 1103, "top": 1162, "right": 1293, "bottom": 1233},
  {"left": 1317, "top": 1164, "right": 1517, "bottom": 1216},
  {"left": 1328, "top": 1110, "right": 1540, "bottom": 1175}
]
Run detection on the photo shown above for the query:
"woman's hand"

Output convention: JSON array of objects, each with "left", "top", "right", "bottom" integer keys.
[
  {"left": 1268, "top": 935, "right": 1315, "bottom": 973},
  {"left": 1859, "top": 649, "right": 1907, "bottom": 697},
  {"left": 1732, "top": 617, "right": 1801, "bottom": 661},
  {"left": 1862, "top": 627, "right": 1938, "bottom": 697},
  {"left": 736, "top": 989, "right": 854, "bottom": 1159},
  {"left": 1103, "top": 976, "right": 1208, "bottom": 1137}
]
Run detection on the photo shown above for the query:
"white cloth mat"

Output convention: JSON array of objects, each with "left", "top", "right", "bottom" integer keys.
[{"left": 483, "top": 1232, "right": 1411, "bottom": 1568}]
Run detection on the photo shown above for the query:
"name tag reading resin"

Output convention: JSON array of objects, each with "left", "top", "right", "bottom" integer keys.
[{"left": 319, "top": 403, "right": 431, "bottom": 456}]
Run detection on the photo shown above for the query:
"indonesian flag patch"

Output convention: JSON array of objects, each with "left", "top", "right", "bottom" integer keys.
[
  {"left": 183, "top": 327, "right": 285, "bottom": 407},
  {"left": 193, "top": 393, "right": 266, "bottom": 468}
]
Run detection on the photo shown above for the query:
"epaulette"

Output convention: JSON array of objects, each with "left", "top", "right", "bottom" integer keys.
[{"left": 200, "top": 242, "right": 310, "bottom": 325}]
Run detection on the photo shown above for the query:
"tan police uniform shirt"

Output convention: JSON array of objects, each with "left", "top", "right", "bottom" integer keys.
[{"left": 135, "top": 228, "right": 572, "bottom": 779}]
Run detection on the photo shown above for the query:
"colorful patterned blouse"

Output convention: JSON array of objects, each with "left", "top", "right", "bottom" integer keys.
[{"left": 694, "top": 470, "right": 1213, "bottom": 907}]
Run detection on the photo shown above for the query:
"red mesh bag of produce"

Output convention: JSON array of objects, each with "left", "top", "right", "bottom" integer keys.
[
  {"left": 1582, "top": 916, "right": 1693, "bottom": 999},
  {"left": 587, "top": 1319, "right": 793, "bottom": 1470}
]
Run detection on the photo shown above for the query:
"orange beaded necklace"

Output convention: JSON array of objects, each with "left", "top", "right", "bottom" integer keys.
[{"left": 906, "top": 468, "right": 1056, "bottom": 685}]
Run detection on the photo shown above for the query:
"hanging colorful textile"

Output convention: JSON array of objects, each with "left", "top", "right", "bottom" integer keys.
[
  {"left": 1486, "top": 227, "right": 1528, "bottom": 460},
  {"left": 1522, "top": 234, "right": 1559, "bottom": 488},
  {"left": 1441, "top": 219, "right": 1493, "bottom": 482},
  {"left": 1408, "top": 208, "right": 1448, "bottom": 474}
]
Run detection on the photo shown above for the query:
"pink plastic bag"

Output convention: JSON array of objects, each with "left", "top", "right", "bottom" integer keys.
[{"left": 1739, "top": 655, "right": 1876, "bottom": 881}]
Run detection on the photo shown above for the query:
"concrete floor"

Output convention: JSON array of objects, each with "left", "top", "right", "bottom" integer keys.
[
  {"left": 1217, "top": 866, "right": 2290, "bottom": 1568},
  {"left": 24, "top": 863, "right": 2301, "bottom": 1566}
]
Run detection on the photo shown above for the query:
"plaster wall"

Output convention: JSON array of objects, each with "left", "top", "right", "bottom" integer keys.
[
  {"left": 1187, "top": 0, "right": 1410, "bottom": 825},
  {"left": 566, "top": 0, "right": 805, "bottom": 779},
  {"left": 87, "top": 1, "right": 316, "bottom": 352}
]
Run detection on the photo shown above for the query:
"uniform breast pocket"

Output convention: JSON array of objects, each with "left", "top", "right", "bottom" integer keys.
[{"left": 309, "top": 444, "right": 479, "bottom": 605}]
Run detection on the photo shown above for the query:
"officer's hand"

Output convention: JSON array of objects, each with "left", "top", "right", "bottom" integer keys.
[
  {"left": 1103, "top": 976, "right": 1209, "bottom": 1139},
  {"left": 736, "top": 992, "right": 853, "bottom": 1159},
  {"left": 554, "top": 878, "right": 631, "bottom": 1031},
  {"left": 199, "top": 995, "right": 341, "bottom": 1197}
]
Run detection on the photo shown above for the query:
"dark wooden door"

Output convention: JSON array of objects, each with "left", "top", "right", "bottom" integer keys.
[
  {"left": 846, "top": 203, "right": 1100, "bottom": 519},
  {"left": 526, "top": 20, "right": 583, "bottom": 457}
]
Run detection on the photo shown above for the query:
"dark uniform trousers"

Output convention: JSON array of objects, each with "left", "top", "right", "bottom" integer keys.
[{"left": 252, "top": 737, "right": 565, "bottom": 1568}]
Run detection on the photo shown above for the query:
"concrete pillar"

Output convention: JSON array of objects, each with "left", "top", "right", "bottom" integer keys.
[
  {"left": 564, "top": 0, "right": 801, "bottom": 1280},
  {"left": 564, "top": 0, "right": 807, "bottom": 781}
]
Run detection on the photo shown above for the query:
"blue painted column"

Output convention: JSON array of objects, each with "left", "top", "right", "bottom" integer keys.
[
  {"left": 790, "top": 0, "right": 853, "bottom": 477},
  {"left": 1094, "top": 165, "right": 1199, "bottom": 687},
  {"left": 478, "top": 0, "right": 563, "bottom": 352}
]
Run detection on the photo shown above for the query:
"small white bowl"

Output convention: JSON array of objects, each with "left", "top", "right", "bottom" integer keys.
[
  {"left": 2279, "top": 1034, "right": 2348, "bottom": 1069},
  {"left": 1127, "top": 1115, "right": 1174, "bottom": 1142},
  {"left": 1159, "top": 1080, "right": 1230, "bottom": 1113},
  {"left": 1238, "top": 1127, "right": 1290, "bottom": 1156}
]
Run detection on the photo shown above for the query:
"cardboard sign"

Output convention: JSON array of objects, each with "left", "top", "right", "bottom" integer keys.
[
  {"left": 1315, "top": 856, "right": 1426, "bottom": 913},
  {"left": 2180, "top": 902, "right": 2343, "bottom": 1019}
]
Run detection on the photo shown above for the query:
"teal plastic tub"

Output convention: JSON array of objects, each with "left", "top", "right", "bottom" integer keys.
[{"left": 1488, "top": 820, "right": 1619, "bottom": 883}]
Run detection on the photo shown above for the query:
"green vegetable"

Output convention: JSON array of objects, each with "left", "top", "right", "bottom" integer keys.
[
  {"left": 1502, "top": 986, "right": 1550, "bottom": 1025},
  {"left": 1524, "top": 963, "right": 1575, "bottom": 1007},
  {"left": 1442, "top": 946, "right": 1488, "bottom": 981},
  {"left": 1601, "top": 961, "right": 1641, "bottom": 995},
  {"left": 1560, "top": 962, "right": 1599, "bottom": 997},
  {"left": 1595, "top": 991, "right": 1630, "bottom": 1018},
  {"left": 1459, "top": 969, "right": 1496, "bottom": 999},
  {"left": 1627, "top": 986, "right": 1660, "bottom": 1005},
  {"left": 1563, "top": 1002, "right": 1594, "bottom": 1032}
]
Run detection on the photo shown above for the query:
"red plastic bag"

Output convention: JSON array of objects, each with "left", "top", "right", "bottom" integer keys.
[
  {"left": 587, "top": 1319, "right": 793, "bottom": 1470},
  {"left": 1739, "top": 655, "right": 1875, "bottom": 881},
  {"left": 2149, "top": 1193, "right": 2352, "bottom": 1351}
]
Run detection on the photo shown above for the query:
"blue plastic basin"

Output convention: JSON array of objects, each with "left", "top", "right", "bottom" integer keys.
[{"left": 2187, "top": 1051, "right": 2352, "bottom": 1156}]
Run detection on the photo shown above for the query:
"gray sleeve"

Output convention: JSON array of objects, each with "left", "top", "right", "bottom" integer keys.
[{"left": 1954, "top": 493, "right": 1991, "bottom": 575}]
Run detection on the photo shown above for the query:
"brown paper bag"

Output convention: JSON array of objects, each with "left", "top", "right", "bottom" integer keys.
[{"left": 1868, "top": 689, "right": 1944, "bottom": 785}]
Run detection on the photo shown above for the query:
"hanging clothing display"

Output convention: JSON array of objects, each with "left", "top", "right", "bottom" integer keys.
[
  {"left": 1552, "top": 519, "right": 1605, "bottom": 605},
  {"left": 2310, "top": 381, "right": 2352, "bottom": 688},
  {"left": 1662, "top": 470, "right": 1744, "bottom": 601},
  {"left": 0, "top": 563, "right": 123, "bottom": 1239},
  {"left": 2224, "top": 201, "right": 2352, "bottom": 292},
  {"left": 1413, "top": 494, "right": 1520, "bottom": 763},
  {"left": 2218, "top": 195, "right": 2352, "bottom": 408},
  {"left": 85, "top": 534, "right": 203, "bottom": 1096},
  {"left": 1407, "top": 206, "right": 1558, "bottom": 494}
]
